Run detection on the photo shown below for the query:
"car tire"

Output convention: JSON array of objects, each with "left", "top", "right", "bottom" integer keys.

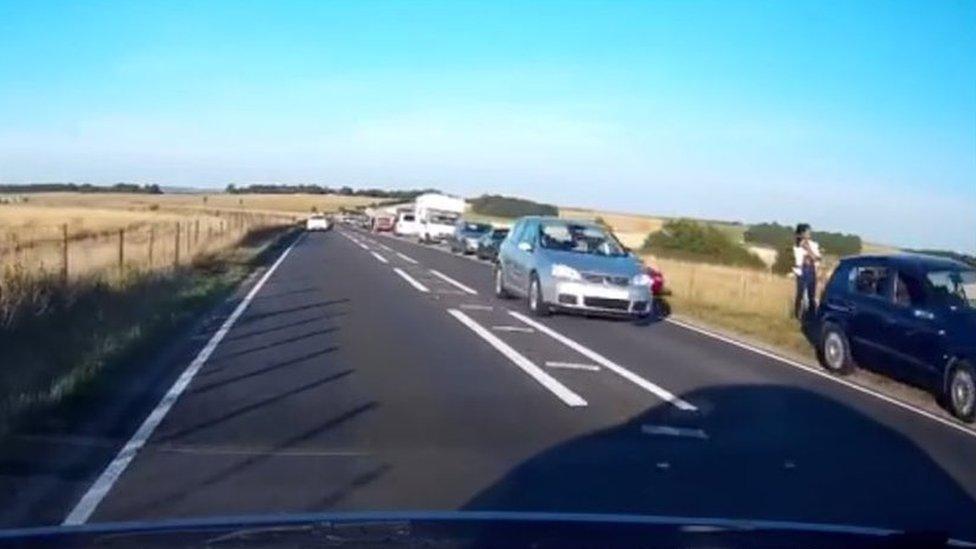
[
  {"left": 819, "top": 323, "right": 854, "bottom": 375},
  {"left": 946, "top": 360, "right": 976, "bottom": 423},
  {"left": 528, "top": 273, "right": 550, "bottom": 317},
  {"left": 494, "top": 264, "right": 511, "bottom": 299}
]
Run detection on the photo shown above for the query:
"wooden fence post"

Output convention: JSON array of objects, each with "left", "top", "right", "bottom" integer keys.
[
  {"left": 118, "top": 228, "right": 125, "bottom": 275},
  {"left": 61, "top": 224, "right": 69, "bottom": 284},
  {"left": 175, "top": 222, "right": 181, "bottom": 267},
  {"left": 148, "top": 226, "right": 155, "bottom": 267},
  {"left": 194, "top": 219, "right": 200, "bottom": 247}
]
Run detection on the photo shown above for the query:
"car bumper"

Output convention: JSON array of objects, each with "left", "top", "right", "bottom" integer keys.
[{"left": 548, "top": 280, "right": 652, "bottom": 316}]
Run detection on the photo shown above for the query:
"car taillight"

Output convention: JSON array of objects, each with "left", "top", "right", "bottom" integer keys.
[{"left": 645, "top": 266, "right": 664, "bottom": 295}]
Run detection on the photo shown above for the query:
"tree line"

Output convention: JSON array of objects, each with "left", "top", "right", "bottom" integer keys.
[
  {"left": 745, "top": 222, "right": 862, "bottom": 256},
  {"left": 469, "top": 194, "right": 559, "bottom": 218},
  {"left": 225, "top": 184, "right": 439, "bottom": 201},
  {"left": 0, "top": 183, "right": 162, "bottom": 194}
]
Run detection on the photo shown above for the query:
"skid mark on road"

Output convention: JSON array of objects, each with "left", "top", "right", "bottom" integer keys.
[{"left": 448, "top": 309, "right": 587, "bottom": 407}]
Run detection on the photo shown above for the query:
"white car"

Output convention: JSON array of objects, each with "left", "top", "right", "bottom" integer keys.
[
  {"left": 306, "top": 214, "right": 331, "bottom": 231},
  {"left": 394, "top": 212, "right": 421, "bottom": 237}
]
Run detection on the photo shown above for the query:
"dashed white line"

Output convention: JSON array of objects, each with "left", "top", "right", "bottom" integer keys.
[
  {"left": 429, "top": 269, "right": 478, "bottom": 295},
  {"left": 545, "top": 361, "right": 601, "bottom": 372},
  {"left": 509, "top": 310, "right": 697, "bottom": 412},
  {"left": 448, "top": 309, "right": 587, "bottom": 407},
  {"left": 370, "top": 251, "right": 389, "bottom": 264},
  {"left": 641, "top": 424, "right": 708, "bottom": 440},
  {"left": 396, "top": 252, "right": 419, "bottom": 264},
  {"left": 393, "top": 268, "right": 430, "bottom": 293},
  {"left": 492, "top": 325, "right": 535, "bottom": 333},
  {"left": 63, "top": 234, "right": 304, "bottom": 525}
]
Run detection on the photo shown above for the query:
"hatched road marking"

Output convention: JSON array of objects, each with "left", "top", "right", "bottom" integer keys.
[
  {"left": 545, "top": 361, "right": 601, "bottom": 372},
  {"left": 393, "top": 268, "right": 430, "bottom": 293},
  {"left": 448, "top": 309, "right": 587, "bottom": 407},
  {"left": 509, "top": 310, "right": 697, "bottom": 412}
]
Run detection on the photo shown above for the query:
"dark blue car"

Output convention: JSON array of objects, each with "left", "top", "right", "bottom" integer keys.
[{"left": 818, "top": 254, "right": 976, "bottom": 422}]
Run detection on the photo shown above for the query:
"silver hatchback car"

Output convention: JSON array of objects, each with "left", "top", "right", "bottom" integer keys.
[{"left": 494, "top": 217, "right": 654, "bottom": 317}]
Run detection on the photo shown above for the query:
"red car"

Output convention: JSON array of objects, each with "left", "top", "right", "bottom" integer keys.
[{"left": 372, "top": 215, "right": 395, "bottom": 232}]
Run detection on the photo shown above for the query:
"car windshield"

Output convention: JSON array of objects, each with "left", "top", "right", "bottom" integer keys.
[
  {"left": 926, "top": 270, "right": 976, "bottom": 308},
  {"left": 538, "top": 222, "right": 626, "bottom": 256},
  {"left": 491, "top": 229, "right": 509, "bottom": 240}
]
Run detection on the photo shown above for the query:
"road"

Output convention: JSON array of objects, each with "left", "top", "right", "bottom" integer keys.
[{"left": 6, "top": 227, "right": 976, "bottom": 538}]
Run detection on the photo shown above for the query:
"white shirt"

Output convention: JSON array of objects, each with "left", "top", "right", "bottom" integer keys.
[{"left": 793, "top": 240, "right": 821, "bottom": 276}]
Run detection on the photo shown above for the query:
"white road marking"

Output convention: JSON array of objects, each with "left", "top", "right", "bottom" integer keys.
[
  {"left": 460, "top": 304, "right": 493, "bottom": 311},
  {"left": 641, "top": 424, "right": 708, "bottom": 440},
  {"left": 393, "top": 268, "right": 430, "bottom": 293},
  {"left": 370, "top": 251, "right": 389, "bottom": 264},
  {"left": 396, "top": 252, "right": 418, "bottom": 264},
  {"left": 429, "top": 269, "right": 478, "bottom": 295},
  {"left": 492, "top": 325, "right": 535, "bottom": 333},
  {"left": 509, "top": 310, "right": 697, "bottom": 412},
  {"left": 448, "top": 309, "right": 587, "bottom": 407},
  {"left": 545, "top": 361, "right": 601, "bottom": 372},
  {"left": 63, "top": 235, "right": 303, "bottom": 525},
  {"left": 666, "top": 317, "right": 976, "bottom": 439}
]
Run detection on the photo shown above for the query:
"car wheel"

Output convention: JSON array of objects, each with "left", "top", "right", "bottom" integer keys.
[
  {"left": 946, "top": 360, "right": 976, "bottom": 423},
  {"left": 528, "top": 273, "right": 550, "bottom": 317},
  {"left": 819, "top": 323, "right": 854, "bottom": 375},
  {"left": 494, "top": 264, "right": 511, "bottom": 299}
]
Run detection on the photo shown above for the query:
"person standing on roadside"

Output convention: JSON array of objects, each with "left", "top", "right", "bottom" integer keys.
[{"left": 793, "top": 223, "right": 821, "bottom": 320}]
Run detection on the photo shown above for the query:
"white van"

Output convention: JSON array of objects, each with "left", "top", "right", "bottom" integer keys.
[{"left": 394, "top": 212, "right": 421, "bottom": 236}]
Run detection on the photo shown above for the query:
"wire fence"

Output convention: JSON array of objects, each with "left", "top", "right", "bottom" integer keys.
[{"left": 1, "top": 211, "right": 298, "bottom": 283}]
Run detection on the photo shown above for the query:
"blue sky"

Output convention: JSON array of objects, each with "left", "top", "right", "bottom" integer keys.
[{"left": 1, "top": 1, "right": 973, "bottom": 251}]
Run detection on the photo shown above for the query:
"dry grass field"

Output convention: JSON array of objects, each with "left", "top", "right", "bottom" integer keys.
[{"left": 0, "top": 192, "right": 345, "bottom": 280}]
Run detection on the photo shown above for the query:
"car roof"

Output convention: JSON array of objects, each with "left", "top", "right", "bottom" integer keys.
[{"left": 839, "top": 253, "right": 972, "bottom": 272}]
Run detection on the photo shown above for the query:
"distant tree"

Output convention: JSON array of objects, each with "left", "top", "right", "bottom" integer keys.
[
  {"left": 745, "top": 221, "right": 861, "bottom": 256},
  {"left": 469, "top": 194, "right": 558, "bottom": 218},
  {"left": 643, "top": 218, "right": 765, "bottom": 269}
]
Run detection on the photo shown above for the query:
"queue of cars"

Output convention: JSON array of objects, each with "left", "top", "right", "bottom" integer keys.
[{"left": 328, "top": 210, "right": 976, "bottom": 423}]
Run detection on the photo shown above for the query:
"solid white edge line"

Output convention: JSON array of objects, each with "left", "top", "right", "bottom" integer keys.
[
  {"left": 370, "top": 251, "right": 389, "bottom": 264},
  {"left": 396, "top": 252, "right": 418, "bottom": 264},
  {"left": 510, "top": 310, "right": 697, "bottom": 412},
  {"left": 62, "top": 234, "right": 304, "bottom": 525},
  {"left": 665, "top": 317, "right": 976, "bottom": 439},
  {"left": 447, "top": 309, "right": 587, "bottom": 407},
  {"left": 429, "top": 269, "right": 478, "bottom": 295},
  {"left": 545, "top": 361, "right": 602, "bottom": 372},
  {"left": 392, "top": 267, "right": 430, "bottom": 293}
]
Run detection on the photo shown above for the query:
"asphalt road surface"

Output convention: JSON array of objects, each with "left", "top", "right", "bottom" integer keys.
[{"left": 5, "top": 227, "right": 976, "bottom": 538}]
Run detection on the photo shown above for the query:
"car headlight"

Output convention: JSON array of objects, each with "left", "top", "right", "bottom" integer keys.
[
  {"left": 631, "top": 273, "right": 653, "bottom": 286},
  {"left": 551, "top": 264, "right": 582, "bottom": 280}
]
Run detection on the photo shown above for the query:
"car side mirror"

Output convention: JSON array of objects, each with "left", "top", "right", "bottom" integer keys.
[{"left": 517, "top": 241, "right": 533, "bottom": 252}]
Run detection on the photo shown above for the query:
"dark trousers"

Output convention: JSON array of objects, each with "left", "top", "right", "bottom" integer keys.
[{"left": 794, "top": 264, "right": 817, "bottom": 319}]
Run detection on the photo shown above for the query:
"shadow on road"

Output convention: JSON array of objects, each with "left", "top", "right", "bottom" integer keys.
[{"left": 462, "top": 383, "right": 976, "bottom": 540}]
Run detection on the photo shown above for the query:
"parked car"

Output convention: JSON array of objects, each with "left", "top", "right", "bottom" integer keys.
[
  {"left": 476, "top": 227, "right": 510, "bottom": 261},
  {"left": 305, "top": 214, "right": 331, "bottom": 231},
  {"left": 418, "top": 212, "right": 460, "bottom": 244},
  {"left": 494, "top": 217, "right": 653, "bottom": 318},
  {"left": 817, "top": 254, "right": 976, "bottom": 422},
  {"left": 394, "top": 212, "right": 421, "bottom": 237},
  {"left": 449, "top": 221, "right": 492, "bottom": 254},
  {"left": 373, "top": 215, "right": 395, "bottom": 232}
]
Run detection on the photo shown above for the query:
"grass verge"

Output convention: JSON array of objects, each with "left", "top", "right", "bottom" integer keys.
[{"left": 0, "top": 225, "right": 296, "bottom": 436}]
